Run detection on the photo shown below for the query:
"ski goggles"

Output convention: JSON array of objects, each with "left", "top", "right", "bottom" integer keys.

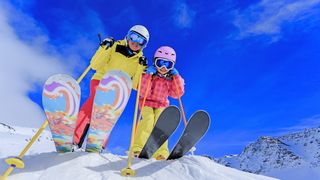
[
  {"left": 155, "top": 58, "right": 175, "bottom": 70},
  {"left": 127, "top": 31, "right": 147, "bottom": 47}
]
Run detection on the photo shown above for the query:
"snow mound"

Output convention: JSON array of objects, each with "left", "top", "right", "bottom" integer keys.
[{"left": 1, "top": 152, "right": 276, "bottom": 180}]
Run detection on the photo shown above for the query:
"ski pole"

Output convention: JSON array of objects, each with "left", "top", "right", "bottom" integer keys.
[
  {"left": 121, "top": 73, "right": 143, "bottom": 177},
  {"left": 173, "top": 77, "right": 187, "bottom": 126},
  {"left": 134, "top": 75, "right": 152, "bottom": 135},
  {"left": 1, "top": 65, "right": 91, "bottom": 180},
  {"left": 103, "top": 74, "right": 151, "bottom": 150},
  {"left": 98, "top": 33, "right": 102, "bottom": 45},
  {"left": 173, "top": 77, "right": 197, "bottom": 155}
]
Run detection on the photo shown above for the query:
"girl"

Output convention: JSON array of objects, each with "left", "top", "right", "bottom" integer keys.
[{"left": 133, "top": 46, "right": 185, "bottom": 160}]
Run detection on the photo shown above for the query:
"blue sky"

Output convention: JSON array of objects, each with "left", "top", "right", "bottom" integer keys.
[{"left": 2, "top": 0, "right": 320, "bottom": 157}]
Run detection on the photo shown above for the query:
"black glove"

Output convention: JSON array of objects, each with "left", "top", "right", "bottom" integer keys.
[
  {"left": 100, "top": 37, "right": 114, "bottom": 49},
  {"left": 139, "top": 56, "right": 148, "bottom": 66}
]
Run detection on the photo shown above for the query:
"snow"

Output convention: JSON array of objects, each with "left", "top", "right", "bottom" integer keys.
[
  {"left": 265, "top": 166, "right": 320, "bottom": 180},
  {"left": 0, "top": 124, "right": 276, "bottom": 180},
  {"left": 1, "top": 152, "right": 276, "bottom": 180},
  {"left": 0, "top": 123, "right": 55, "bottom": 158}
]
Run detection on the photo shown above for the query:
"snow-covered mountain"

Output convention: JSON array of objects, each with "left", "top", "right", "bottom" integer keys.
[
  {"left": 217, "top": 127, "right": 320, "bottom": 180},
  {"left": 0, "top": 123, "right": 276, "bottom": 180}
]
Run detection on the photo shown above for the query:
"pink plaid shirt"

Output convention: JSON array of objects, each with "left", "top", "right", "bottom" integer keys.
[{"left": 139, "top": 74, "right": 185, "bottom": 108}]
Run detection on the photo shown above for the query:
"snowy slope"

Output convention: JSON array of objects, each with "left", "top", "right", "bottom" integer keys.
[
  {"left": 0, "top": 124, "right": 277, "bottom": 180},
  {"left": 0, "top": 152, "right": 277, "bottom": 180},
  {"left": 0, "top": 123, "right": 55, "bottom": 158},
  {"left": 217, "top": 127, "right": 320, "bottom": 180}
]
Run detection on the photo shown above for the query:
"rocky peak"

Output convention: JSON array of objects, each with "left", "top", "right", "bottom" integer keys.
[{"left": 217, "top": 127, "right": 320, "bottom": 174}]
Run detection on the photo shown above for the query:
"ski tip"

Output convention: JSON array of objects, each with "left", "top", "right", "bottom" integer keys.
[
  {"left": 44, "top": 74, "right": 80, "bottom": 92},
  {"left": 192, "top": 110, "right": 211, "bottom": 120},
  {"left": 199, "top": 110, "right": 211, "bottom": 127},
  {"left": 163, "top": 105, "right": 181, "bottom": 118},
  {"left": 46, "top": 74, "right": 76, "bottom": 83},
  {"left": 167, "top": 105, "right": 180, "bottom": 110},
  {"left": 188, "top": 110, "right": 211, "bottom": 131},
  {"left": 100, "top": 70, "right": 133, "bottom": 90}
]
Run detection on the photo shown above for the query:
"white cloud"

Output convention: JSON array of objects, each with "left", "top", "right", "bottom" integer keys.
[
  {"left": 173, "top": 1, "right": 196, "bottom": 29},
  {"left": 251, "top": 114, "right": 320, "bottom": 137},
  {"left": 278, "top": 114, "right": 320, "bottom": 133},
  {"left": 234, "top": 0, "right": 320, "bottom": 41},
  {"left": 0, "top": 3, "right": 69, "bottom": 127}
]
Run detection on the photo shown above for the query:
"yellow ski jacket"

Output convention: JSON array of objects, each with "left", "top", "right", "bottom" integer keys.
[{"left": 90, "top": 39, "right": 146, "bottom": 90}]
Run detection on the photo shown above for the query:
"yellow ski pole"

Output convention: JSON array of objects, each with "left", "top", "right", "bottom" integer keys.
[
  {"left": 121, "top": 74, "right": 143, "bottom": 177},
  {"left": 1, "top": 65, "right": 91, "bottom": 180}
]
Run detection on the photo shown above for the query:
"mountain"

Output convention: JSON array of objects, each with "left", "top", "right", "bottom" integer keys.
[
  {"left": 0, "top": 123, "right": 276, "bottom": 180},
  {"left": 217, "top": 127, "right": 320, "bottom": 180}
]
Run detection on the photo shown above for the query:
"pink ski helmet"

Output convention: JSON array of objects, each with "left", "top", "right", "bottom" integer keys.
[{"left": 153, "top": 46, "right": 176, "bottom": 63}]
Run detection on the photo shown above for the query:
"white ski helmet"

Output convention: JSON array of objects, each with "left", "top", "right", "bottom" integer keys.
[{"left": 127, "top": 25, "right": 150, "bottom": 48}]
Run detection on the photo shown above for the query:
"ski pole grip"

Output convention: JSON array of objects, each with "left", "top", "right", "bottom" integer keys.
[{"left": 98, "top": 33, "right": 102, "bottom": 45}]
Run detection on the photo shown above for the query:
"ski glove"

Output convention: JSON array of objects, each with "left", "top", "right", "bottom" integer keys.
[
  {"left": 170, "top": 68, "right": 179, "bottom": 76},
  {"left": 139, "top": 56, "right": 148, "bottom": 66},
  {"left": 146, "top": 66, "right": 157, "bottom": 74},
  {"left": 100, "top": 37, "right": 114, "bottom": 48}
]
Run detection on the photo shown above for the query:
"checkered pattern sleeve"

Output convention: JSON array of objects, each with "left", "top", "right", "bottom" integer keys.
[{"left": 168, "top": 75, "right": 185, "bottom": 99}]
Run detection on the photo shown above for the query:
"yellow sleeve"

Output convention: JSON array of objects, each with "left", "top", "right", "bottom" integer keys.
[
  {"left": 132, "top": 64, "right": 146, "bottom": 90},
  {"left": 90, "top": 45, "right": 112, "bottom": 71}
]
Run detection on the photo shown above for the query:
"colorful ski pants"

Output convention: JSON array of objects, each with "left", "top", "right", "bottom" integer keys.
[{"left": 74, "top": 79, "right": 100, "bottom": 147}]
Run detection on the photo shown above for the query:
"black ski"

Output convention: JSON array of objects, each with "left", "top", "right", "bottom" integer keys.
[
  {"left": 138, "top": 106, "right": 181, "bottom": 159},
  {"left": 167, "top": 110, "right": 210, "bottom": 160}
]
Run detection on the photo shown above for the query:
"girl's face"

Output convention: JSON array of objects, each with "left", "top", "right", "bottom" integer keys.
[
  {"left": 154, "top": 58, "right": 174, "bottom": 75},
  {"left": 128, "top": 40, "right": 141, "bottom": 52},
  {"left": 157, "top": 66, "right": 170, "bottom": 75}
]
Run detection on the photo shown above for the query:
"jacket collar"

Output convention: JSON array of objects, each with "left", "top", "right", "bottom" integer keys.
[{"left": 116, "top": 39, "right": 143, "bottom": 58}]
